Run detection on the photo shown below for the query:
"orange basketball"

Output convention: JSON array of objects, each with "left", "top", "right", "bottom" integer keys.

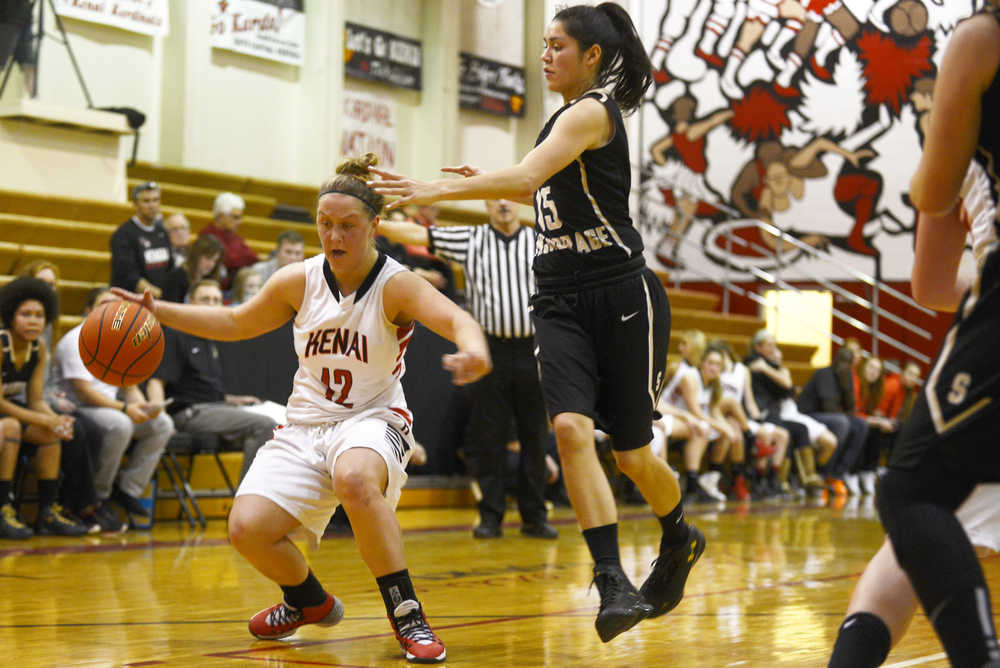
[{"left": 78, "top": 300, "right": 164, "bottom": 387}]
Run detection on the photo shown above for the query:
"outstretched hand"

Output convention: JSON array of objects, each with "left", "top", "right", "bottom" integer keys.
[
  {"left": 110, "top": 287, "right": 157, "bottom": 315},
  {"left": 442, "top": 351, "right": 491, "bottom": 386},
  {"left": 369, "top": 167, "right": 441, "bottom": 210}
]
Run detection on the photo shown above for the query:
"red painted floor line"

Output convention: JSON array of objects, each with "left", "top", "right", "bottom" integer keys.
[{"left": 0, "top": 501, "right": 808, "bottom": 559}]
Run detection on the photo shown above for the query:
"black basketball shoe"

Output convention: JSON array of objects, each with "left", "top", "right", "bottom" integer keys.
[
  {"left": 592, "top": 565, "right": 653, "bottom": 642},
  {"left": 639, "top": 524, "right": 706, "bottom": 618}
]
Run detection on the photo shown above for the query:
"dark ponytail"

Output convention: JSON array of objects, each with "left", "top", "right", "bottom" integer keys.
[{"left": 553, "top": 2, "right": 652, "bottom": 114}]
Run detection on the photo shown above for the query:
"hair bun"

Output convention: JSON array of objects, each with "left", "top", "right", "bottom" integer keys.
[{"left": 335, "top": 152, "right": 380, "bottom": 178}]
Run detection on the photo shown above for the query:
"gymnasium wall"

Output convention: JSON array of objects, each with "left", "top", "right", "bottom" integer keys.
[{"left": 20, "top": 0, "right": 542, "bottom": 201}]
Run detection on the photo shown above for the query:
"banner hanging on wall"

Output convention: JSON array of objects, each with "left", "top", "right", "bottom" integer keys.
[
  {"left": 341, "top": 91, "right": 398, "bottom": 170},
  {"left": 52, "top": 0, "right": 169, "bottom": 37},
  {"left": 459, "top": 53, "right": 525, "bottom": 117},
  {"left": 210, "top": 0, "right": 305, "bottom": 66},
  {"left": 344, "top": 22, "right": 422, "bottom": 91}
]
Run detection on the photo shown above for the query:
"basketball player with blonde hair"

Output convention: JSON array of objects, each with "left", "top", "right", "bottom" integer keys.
[{"left": 114, "top": 154, "right": 491, "bottom": 664}]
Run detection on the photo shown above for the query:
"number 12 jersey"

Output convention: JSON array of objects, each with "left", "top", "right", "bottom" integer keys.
[{"left": 287, "top": 252, "right": 414, "bottom": 430}]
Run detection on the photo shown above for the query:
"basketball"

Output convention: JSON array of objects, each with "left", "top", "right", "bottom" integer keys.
[
  {"left": 889, "top": 0, "right": 928, "bottom": 37},
  {"left": 78, "top": 300, "right": 164, "bottom": 386}
]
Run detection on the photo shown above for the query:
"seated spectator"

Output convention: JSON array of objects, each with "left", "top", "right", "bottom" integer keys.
[
  {"left": 796, "top": 346, "right": 870, "bottom": 496},
  {"left": 165, "top": 213, "right": 193, "bottom": 267},
  {"left": 0, "top": 277, "right": 87, "bottom": 538},
  {"left": 894, "top": 360, "right": 922, "bottom": 425},
  {"left": 111, "top": 182, "right": 173, "bottom": 299},
  {"left": 161, "top": 235, "right": 224, "bottom": 303},
  {"left": 16, "top": 259, "right": 58, "bottom": 348},
  {"left": 229, "top": 267, "right": 262, "bottom": 305},
  {"left": 744, "top": 329, "right": 835, "bottom": 495},
  {"left": 656, "top": 347, "right": 741, "bottom": 503},
  {"left": 17, "top": 259, "right": 57, "bottom": 289},
  {"left": 676, "top": 328, "right": 706, "bottom": 370},
  {"left": 146, "top": 280, "right": 276, "bottom": 481},
  {"left": 19, "top": 262, "right": 117, "bottom": 531},
  {"left": 200, "top": 192, "right": 258, "bottom": 282},
  {"left": 709, "top": 339, "right": 791, "bottom": 498},
  {"left": 853, "top": 354, "right": 901, "bottom": 490},
  {"left": 54, "top": 287, "right": 174, "bottom": 523},
  {"left": 251, "top": 230, "right": 305, "bottom": 283}
]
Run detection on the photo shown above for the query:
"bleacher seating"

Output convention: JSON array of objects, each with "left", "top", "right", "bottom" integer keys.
[{"left": 0, "top": 161, "right": 816, "bottom": 518}]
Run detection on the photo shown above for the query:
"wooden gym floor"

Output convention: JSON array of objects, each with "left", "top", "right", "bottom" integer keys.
[{"left": 2, "top": 497, "right": 991, "bottom": 667}]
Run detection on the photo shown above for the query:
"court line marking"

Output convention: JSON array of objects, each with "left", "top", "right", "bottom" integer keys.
[
  {"left": 0, "top": 503, "right": 983, "bottom": 665},
  {"left": 0, "top": 502, "right": 805, "bottom": 559},
  {"left": 883, "top": 652, "right": 947, "bottom": 667}
]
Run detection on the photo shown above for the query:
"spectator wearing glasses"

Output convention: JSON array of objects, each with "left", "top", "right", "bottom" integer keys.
[
  {"left": 165, "top": 213, "right": 193, "bottom": 267},
  {"left": 110, "top": 182, "right": 172, "bottom": 299},
  {"left": 199, "top": 193, "right": 259, "bottom": 283}
]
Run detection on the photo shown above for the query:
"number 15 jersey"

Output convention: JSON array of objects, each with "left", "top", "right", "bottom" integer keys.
[
  {"left": 286, "top": 252, "right": 415, "bottom": 429},
  {"left": 532, "top": 91, "right": 645, "bottom": 280}
]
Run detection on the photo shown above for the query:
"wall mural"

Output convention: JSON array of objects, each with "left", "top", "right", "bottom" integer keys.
[{"left": 638, "top": 0, "right": 981, "bottom": 282}]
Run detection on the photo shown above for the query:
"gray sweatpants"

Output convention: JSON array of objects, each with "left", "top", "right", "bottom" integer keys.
[
  {"left": 170, "top": 402, "right": 276, "bottom": 481},
  {"left": 77, "top": 407, "right": 174, "bottom": 499}
]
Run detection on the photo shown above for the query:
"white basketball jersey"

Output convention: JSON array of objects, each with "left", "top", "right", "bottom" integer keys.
[
  {"left": 720, "top": 361, "right": 747, "bottom": 404},
  {"left": 659, "top": 365, "right": 710, "bottom": 414},
  {"left": 286, "top": 253, "right": 414, "bottom": 429},
  {"left": 959, "top": 160, "right": 998, "bottom": 270}
]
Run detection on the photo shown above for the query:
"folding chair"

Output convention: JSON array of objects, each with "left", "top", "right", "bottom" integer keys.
[{"left": 152, "top": 432, "right": 232, "bottom": 528}]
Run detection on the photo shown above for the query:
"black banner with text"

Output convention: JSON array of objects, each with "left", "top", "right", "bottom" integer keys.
[
  {"left": 344, "top": 22, "right": 422, "bottom": 91},
  {"left": 459, "top": 53, "right": 525, "bottom": 117}
]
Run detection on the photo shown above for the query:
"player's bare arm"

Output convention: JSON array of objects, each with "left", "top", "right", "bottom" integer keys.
[
  {"left": 909, "top": 16, "right": 1000, "bottom": 309},
  {"left": 369, "top": 98, "right": 610, "bottom": 208},
  {"left": 910, "top": 16, "right": 1000, "bottom": 214},
  {"left": 382, "top": 271, "right": 490, "bottom": 385},
  {"left": 113, "top": 262, "right": 305, "bottom": 341},
  {"left": 377, "top": 220, "right": 430, "bottom": 247}
]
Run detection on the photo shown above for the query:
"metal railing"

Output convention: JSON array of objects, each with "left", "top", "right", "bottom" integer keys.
[{"left": 664, "top": 219, "right": 938, "bottom": 368}]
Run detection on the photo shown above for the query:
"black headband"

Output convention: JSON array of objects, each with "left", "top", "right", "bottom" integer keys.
[{"left": 318, "top": 187, "right": 379, "bottom": 217}]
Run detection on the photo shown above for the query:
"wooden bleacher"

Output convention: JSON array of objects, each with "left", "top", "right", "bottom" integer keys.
[{"left": 0, "top": 161, "right": 816, "bottom": 517}]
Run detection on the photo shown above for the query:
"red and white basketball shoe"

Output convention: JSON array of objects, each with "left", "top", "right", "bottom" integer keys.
[{"left": 248, "top": 593, "right": 344, "bottom": 640}]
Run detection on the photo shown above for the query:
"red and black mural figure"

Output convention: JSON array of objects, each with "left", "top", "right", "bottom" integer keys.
[{"left": 640, "top": 0, "right": 979, "bottom": 281}]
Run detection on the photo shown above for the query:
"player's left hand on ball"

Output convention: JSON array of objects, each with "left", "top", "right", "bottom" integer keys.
[{"left": 442, "top": 351, "right": 491, "bottom": 385}]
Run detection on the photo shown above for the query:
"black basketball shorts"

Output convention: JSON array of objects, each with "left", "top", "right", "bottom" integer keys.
[
  {"left": 890, "top": 249, "right": 1000, "bottom": 479},
  {"left": 530, "top": 267, "right": 670, "bottom": 451}
]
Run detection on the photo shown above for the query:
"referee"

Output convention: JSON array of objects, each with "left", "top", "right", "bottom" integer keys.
[{"left": 379, "top": 199, "right": 557, "bottom": 539}]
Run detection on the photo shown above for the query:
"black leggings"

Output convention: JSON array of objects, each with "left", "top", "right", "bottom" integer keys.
[{"left": 877, "top": 458, "right": 996, "bottom": 667}]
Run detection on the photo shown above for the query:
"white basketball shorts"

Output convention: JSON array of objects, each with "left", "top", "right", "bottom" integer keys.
[{"left": 236, "top": 411, "right": 412, "bottom": 540}]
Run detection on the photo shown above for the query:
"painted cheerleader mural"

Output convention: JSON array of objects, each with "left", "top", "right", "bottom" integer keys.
[{"left": 640, "top": 0, "right": 981, "bottom": 281}]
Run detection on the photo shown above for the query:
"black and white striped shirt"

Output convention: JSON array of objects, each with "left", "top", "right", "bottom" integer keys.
[{"left": 428, "top": 224, "right": 535, "bottom": 339}]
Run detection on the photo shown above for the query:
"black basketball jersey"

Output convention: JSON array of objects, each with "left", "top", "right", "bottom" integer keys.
[
  {"left": 531, "top": 91, "right": 644, "bottom": 279},
  {"left": 0, "top": 330, "right": 39, "bottom": 400}
]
